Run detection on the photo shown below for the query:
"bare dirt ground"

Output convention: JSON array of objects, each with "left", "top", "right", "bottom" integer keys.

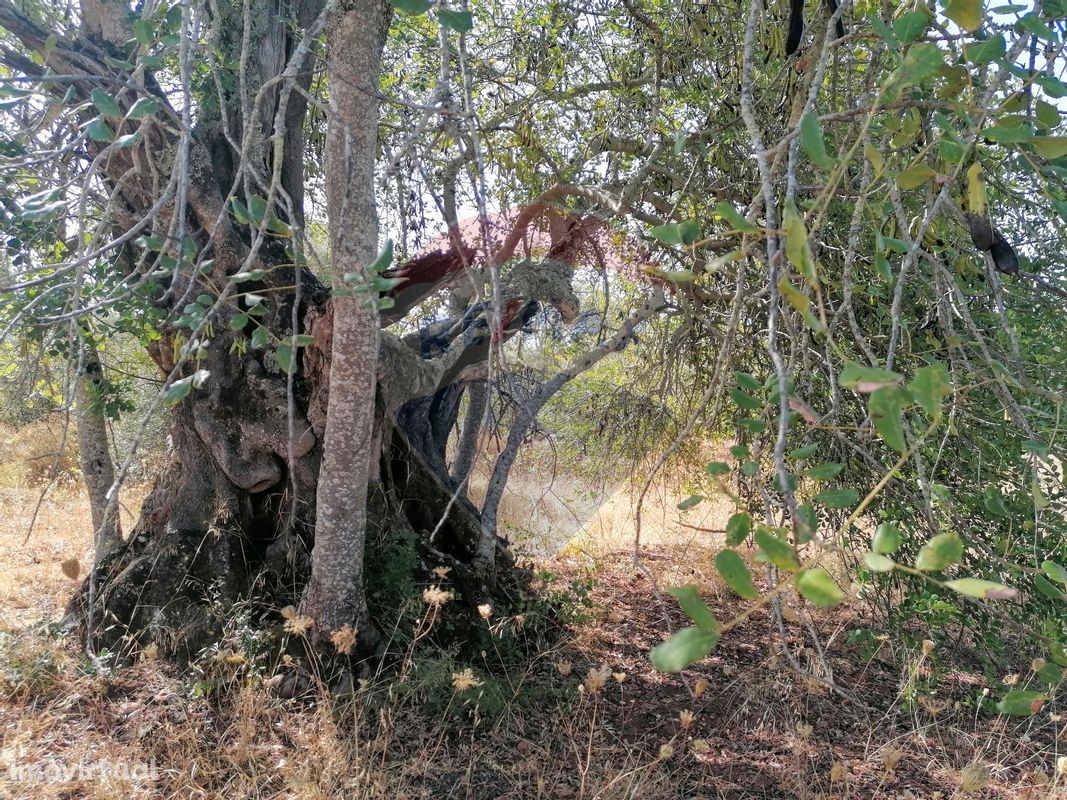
[{"left": 0, "top": 482, "right": 1064, "bottom": 799}]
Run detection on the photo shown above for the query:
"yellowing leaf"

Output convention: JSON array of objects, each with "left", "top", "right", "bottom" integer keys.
[
  {"left": 944, "top": 0, "right": 983, "bottom": 33},
  {"left": 967, "top": 161, "right": 985, "bottom": 215},
  {"left": 1030, "top": 136, "right": 1067, "bottom": 159},
  {"left": 896, "top": 163, "right": 937, "bottom": 190},
  {"left": 796, "top": 568, "right": 846, "bottom": 607},
  {"left": 944, "top": 578, "right": 1018, "bottom": 600}
]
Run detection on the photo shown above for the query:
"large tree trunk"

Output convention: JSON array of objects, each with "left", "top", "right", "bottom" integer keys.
[{"left": 0, "top": 0, "right": 580, "bottom": 664}]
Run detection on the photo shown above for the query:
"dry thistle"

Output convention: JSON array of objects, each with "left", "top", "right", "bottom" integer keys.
[
  {"left": 657, "top": 743, "right": 674, "bottom": 760},
  {"left": 612, "top": 672, "right": 627, "bottom": 683},
  {"left": 829, "top": 761, "right": 848, "bottom": 782},
  {"left": 692, "top": 739, "right": 710, "bottom": 754},
  {"left": 881, "top": 747, "right": 902, "bottom": 770},
  {"left": 796, "top": 722, "right": 813, "bottom": 739},
  {"left": 694, "top": 678, "right": 709, "bottom": 697},
  {"left": 678, "top": 709, "right": 696, "bottom": 729},
  {"left": 584, "top": 665, "right": 612, "bottom": 694},
  {"left": 555, "top": 660, "right": 573, "bottom": 676},
  {"left": 60, "top": 558, "right": 80, "bottom": 581},
  {"left": 959, "top": 762, "right": 989, "bottom": 793},
  {"left": 451, "top": 668, "right": 481, "bottom": 692},
  {"left": 432, "top": 566, "right": 451, "bottom": 579},
  {"left": 281, "top": 606, "right": 314, "bottom": 636},
  {"left": 477, "top": 603, "right": 492, "bottom": 620},
  {"left": 423, "top": 585, "right": 453, "bottom": 606},
  {"left": 330, "top": 624, "right": 357, "bottom": 655}
]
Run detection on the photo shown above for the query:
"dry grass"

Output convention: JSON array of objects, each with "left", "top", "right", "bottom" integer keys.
[{"left": 0, "top": 463, "right": 1064, "bottom": 798}]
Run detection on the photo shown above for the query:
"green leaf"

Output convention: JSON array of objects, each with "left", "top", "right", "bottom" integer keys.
[
  {"left": 795, "top": 504, "right": 818, "bottom": 543},
  {"left": 229, "top": 313, "right": 249, "bottom": 331},
  {"left": 778, "top": 277, "right": 824, "bottom": 334},
  {"left": 1036, "top": 99, "right": 1061, "bottom": 129},
  {"left": 944, "top": 0, "right": 983, "bottom": 32},
  {"left": 738, "top": 418, "right": 767, "bottom": 433},
  {"left": 1036, "top": 661, "right": 1062, "bottom": 684},
  {"left": 677, "top": 220, "right": 702, "bottom": 245},
  {"left": 113, "top": 133, "right": 141, "bottom": 148},
  {"left": 1019, "top": 11, "right": 1056, "bottom": 40},
  {"left": 965, "top": 33, "right": 1005, "bottom": 64},
  {"left": 729, "top": 388, "right": 763, "bottom": 410},
  {"left": 667, "top": 585, "right": 719, "bottom": 630},
  {"left": 783, "top": 203, "right": 818, "bottom": 288},
  {"left": 996, "top": 689, "right": 1047, "bottom": 716},
  {"left": 864, "top": 552, "right": 896, "bottom": 572},
  {"left": 729, "top": 444, "right": 750, "bottom": 460},
  {"left": 893, "top": 43, "right": 944, "bottom": 88},
  {"left": 438, "top": 9, "right": 474, "bottom": 32},
  {"left": 369, "top": 239, "right": 395, "bottom": 273},
  {"left": 86, "top": 117, "right": 115, "bottom": 142},
  {"left": 873, "top": 522, "right": 902, "bottom": 554},
  {"left": 127, "top": 97, "right": 162, "bottom": 118},
  {"left": 814, "top": 488, "right": 859, "bottom": 508},
  {"left": 895, "top": 163, "right": 937, "bottom": 189},
  {"left": 1033, "top": 575, "right": 1065, "bottom": 601},
  {"left": 230, "top": 269, "right": 266, "bottom": 283},
  {"left": 983, "top": 125, "right": 1033, "bottom": 143},
  {"left": 983, "top": 486, "right": 1009, "bottom": 517},
  {"left": 799, "top": 113, "right": 836, "bottom": 169},
  {"left": 915, "top": 532, "right": 964, "bottom": 571},
  {"left": 292, "top": 334, "right": 315, "bottom": 347},
  {"left": 1036, "top": 75, "right": 1067, "bottom": 98},
  {"left": 231, "top": 197, "right": 252, "bottom": 225},
  {"left": 869, "top": 385, "right": 910, "bottom": 453},
  {"left": 649, "top": 626, "right": 719, "bottom": 672},
  {"left": 132, "top": 18, "right": 155, "bottom": 45},
  {"left": 715, "top": 202, "right": 756, "bottom": 231},
  {"left": 893, "top": 10, "right": 932, "bottom": 42},
  {"left": 840, "top": 361, "right": 902, "bottom": 393},
  {"left": 163, "top": 376, "right": 194, "bottom": 404},
  {"left": 741, "top": 461, "right": 760, "bottom": 477},
  {"left": 944, "top": 578, "right": 1018, "bottom": 600},
  {"left": 276, "top": 343, "right": 297, "bottom": 374},
  {"left": 789, "top": 444, "right": 819, "bottom": 461},
  {"left": 677, "top": 494, "right": 703, "bottom": 510},
  {"left": 755, "top": 527, "right": 800, "bottom": 571},
  {"left": 1030, "top": 136, "right": 1067, "bottom": 159},
  {"left": 907, "top": 363, "right": 951, "bottom": 417},
  {"left": 90, "top": 88, "right": 123, "bottom": 118},
  {"left": 805, "top": 462, "right": 843, "bottom": 480},
  {"left": 392, "top": 0, "right": 432, "bottom": 12},
  {"left": 1043, "top": 560, "right": 1067, "bottom": 584},
  {"left": 796, "top": 568, "right": 846, "bottom": 607},
  {"left": 715, "top": 550, "right": 760, "bottom": 599},
  {"left": 650, "top": 223, "right": 683, "bottom": 246},
  {"left": 250, "top": 327, "right": 269, "bottom": 349},
  {"left": 735, "top": 372, "right": 761, "bottom": 391},
  {"left": 1022, "top": 440, "right": 1050, "bottom": 459},
  {"left": 705, "top": 461, "right": 731, "bottom": 476},
  {"left": 725, "top": 512, "right": 751, "bottom": 546}
]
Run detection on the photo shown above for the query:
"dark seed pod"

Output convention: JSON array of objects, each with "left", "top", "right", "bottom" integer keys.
[
  {"left": 964, "top": 212, "right": 994, "bottom": 251},
  {"left": 990, "top": 230, "right": 1020, "bottom": 275}
]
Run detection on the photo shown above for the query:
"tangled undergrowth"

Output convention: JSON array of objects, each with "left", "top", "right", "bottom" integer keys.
[{"left": 1, "top": 540, "right": 1064, "bottom": 799}]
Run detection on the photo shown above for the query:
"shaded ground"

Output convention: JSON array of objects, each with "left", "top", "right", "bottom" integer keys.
[{"left": 0, "top": 487, "right": 1063, "bottom": 798}]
